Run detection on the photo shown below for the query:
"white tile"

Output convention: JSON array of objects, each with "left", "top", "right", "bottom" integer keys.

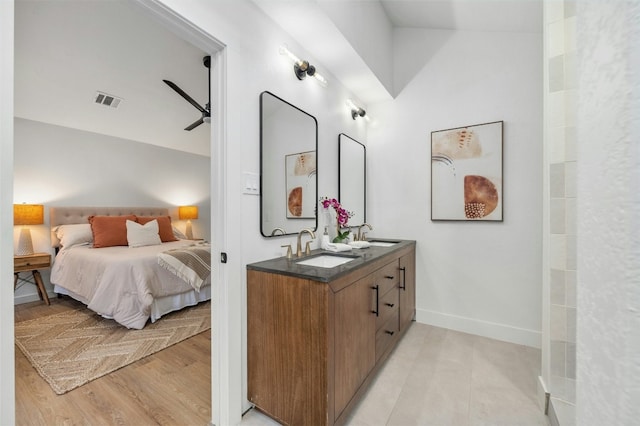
[
  {"left": 547, "top": 20, "right": 566, "bottom": 57},
  {"left": 564, "top": 16, "right": 577, "bottom": 53},
  {"left": 565, "top": 89, "right": 577, "bottom": 127},
  {"left": 548, "top": 55, "right": 564, "bottom": 92},
  {"left": 545, "top": 1, "right": 564, "bottom": 24},
  {"left": 564, "top": 52, "right": 578, "bottom": 90},
  {"left": 565, "top": 161, "right": 577, "bottom": 198},
  {"left": 565, "top": 198, "right": 577, "bottom": 238},
  {"left": 550, "top": 269, "right": 566, "bottom": 305},
  {"left": 548, "top": 125, "right": 565, "bottom": 163},
  {"left": 548, "top": 91, "right": 566, "bottom": 128},
  {"left": 566, "top": 235, "right": 577, "bottom": 270},
  {"left": 564, "top": 126, "right": 576, "bottom": 161},
  {"left": 550, "top": 305, "right": 567, "bottom": 341},
  {"left": 565, "top": 270, "right": 577, "bottom": 307},
  {"left": 550, "top": 234, "right": 567, "bottom": 270},
  {"left": 550, "top": 198, "right": 566, "bottom": 234}
]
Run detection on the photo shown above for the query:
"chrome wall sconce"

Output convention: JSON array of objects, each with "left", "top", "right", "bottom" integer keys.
[
  {"left": 279, "top": 45, "right": 328, "bottom": 86},
  {"left": 346, "top": 99, "right": 368, "bottom": 121}
]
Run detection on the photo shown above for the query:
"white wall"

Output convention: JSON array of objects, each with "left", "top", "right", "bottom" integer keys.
[
  {"left": 136, "top": 1, "right": 369, "bottom": 423},
  {"left": 0, "top": 0, "right": 16, "bottom": 422},
  {"left": 576, "top": 1, "right": 640, "bottom": 424},
  {"left": 12, "top": 118, "right": 211, "bottom": 304},
  {"left": 368, "top": 28, "right": 543, "bottom": 347}
]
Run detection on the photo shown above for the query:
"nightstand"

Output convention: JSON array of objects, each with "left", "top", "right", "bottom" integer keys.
[{"left": 14, "top": 252, "right": 52, "bottom": 305}]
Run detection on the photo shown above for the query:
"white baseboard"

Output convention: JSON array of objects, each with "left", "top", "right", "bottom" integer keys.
[
  {"left": 13, "top": 291, "right": 56, "bottom": 305},
  {"left": 416, "top": 308, "right": 541, "bottom": 349},
  {"left": 538, "top": 376, "right": 550, "bottom": 414}
]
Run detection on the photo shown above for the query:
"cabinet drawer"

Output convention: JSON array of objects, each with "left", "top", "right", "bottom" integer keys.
[
  {"left": 376, "top": 287, "right": 399, "bottom": 331},
  {"left": 372, "top": 261, "right": 399, "bottom": 297},
  {"left": 375, "top": 309, "right": 399, "bottom": 362},
  {"left": 14, "top": 254, "right": 51, "bottom": 272}
]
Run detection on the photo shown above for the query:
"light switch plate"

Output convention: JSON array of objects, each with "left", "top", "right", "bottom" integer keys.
[{"left": 243, "top": 172, "right": 260, "bottom": 195}]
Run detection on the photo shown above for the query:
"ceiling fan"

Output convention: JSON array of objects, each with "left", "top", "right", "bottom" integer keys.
[{"left": 163, "top": 55, "right": 211, "bottom": 131}]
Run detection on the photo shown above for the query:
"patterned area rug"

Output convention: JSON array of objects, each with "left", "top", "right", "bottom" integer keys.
[{"left": 15, "top": 302, "right": 211, "bottom": 395}]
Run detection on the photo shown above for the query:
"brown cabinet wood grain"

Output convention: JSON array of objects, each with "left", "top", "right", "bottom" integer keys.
[{"left": 247, "top": 243, "right": 415, "bottom": 426}]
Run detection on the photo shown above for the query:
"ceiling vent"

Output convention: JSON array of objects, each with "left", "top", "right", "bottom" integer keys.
[{"left": 94, "top": 91, "right": 123, "bottom": 109}]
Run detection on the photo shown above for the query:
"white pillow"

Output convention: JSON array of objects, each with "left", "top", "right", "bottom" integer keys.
[
  {"left": 54, "top": 224, "right": 93, "bottom": 248},
  {"left": 126, "top": 219, "right": 162, "bottom": 248},
  {"left": 172, "top": 225, "right": 188, "bottom": 240}
]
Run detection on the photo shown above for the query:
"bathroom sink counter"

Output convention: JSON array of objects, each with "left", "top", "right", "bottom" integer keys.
[
  {"left": 246, "top": 238, "right": 415, "bottom": 287},
  {"left": 247, "top": 238, "right": 416, "bottom": 425}
]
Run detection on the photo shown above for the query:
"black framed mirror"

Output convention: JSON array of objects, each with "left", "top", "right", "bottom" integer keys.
[
  {"left": 338, "top": 133, "right": 366, "bottom": 225},
  {"left": 260, "top": 91, "right": 318, "bottom": 237}
]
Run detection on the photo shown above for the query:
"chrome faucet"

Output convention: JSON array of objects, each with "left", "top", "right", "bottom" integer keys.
[
  {"left": 296, "top": 228, "right": 316, "bottom": 257},
  {"left": 356, "top": 223, "right": 373, "bottom": 241},
  {"left": 270, "top": 227, "right": 286, "bottom": 236}
]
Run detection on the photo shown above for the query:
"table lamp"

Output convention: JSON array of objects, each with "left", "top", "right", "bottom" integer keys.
[
  {"left": 14, "top": 204, "right": 44, "bottom": 255},
  {"left": 178, "top": 205, "right": 198, "bottom": 240}
]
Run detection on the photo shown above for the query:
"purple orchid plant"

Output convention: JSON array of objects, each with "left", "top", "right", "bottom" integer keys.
[{"left": 320, "top": 197, "right": 354, "bottom": 243}]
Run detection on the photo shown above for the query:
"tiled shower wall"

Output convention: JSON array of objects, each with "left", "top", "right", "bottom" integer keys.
[{"left": 545, "top": 0, "right": 577, "bottom": 413}]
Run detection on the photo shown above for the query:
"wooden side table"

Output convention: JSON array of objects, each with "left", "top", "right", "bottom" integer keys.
[{"left": 14, "top": 252, "right": 52, "bottom": 305}]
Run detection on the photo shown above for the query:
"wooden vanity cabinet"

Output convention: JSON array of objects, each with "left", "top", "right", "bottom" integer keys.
[
  {"left": 399, "top": 252, "right": 416, "bottom": 331},
  {"left": 247, "top": 243, "right": 416, "bottom": 426}
]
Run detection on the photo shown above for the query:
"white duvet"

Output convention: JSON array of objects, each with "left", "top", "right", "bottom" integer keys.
[{"left": 50, "top": 240, "right": 211, "bottom": 329}]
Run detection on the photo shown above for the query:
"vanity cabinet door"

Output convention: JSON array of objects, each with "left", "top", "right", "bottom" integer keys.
[
  {"left": 334, "top": 274, "right": 376, "bottom": 419},
  {"left": 399, "top": 252, "right": 416, "bottom": 332}
]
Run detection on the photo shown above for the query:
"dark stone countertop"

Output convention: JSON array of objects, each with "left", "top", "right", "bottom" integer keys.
[{"left": 247, "top": 238, "right": 416, "bottom": 283}]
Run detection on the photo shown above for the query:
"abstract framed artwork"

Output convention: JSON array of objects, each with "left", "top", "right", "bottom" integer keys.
[
  {"left": 431, "top": 121, "right": 503, "bottom": 221},
  {"left": 285, "top": 150, "right": 317, "bottom": 219}
]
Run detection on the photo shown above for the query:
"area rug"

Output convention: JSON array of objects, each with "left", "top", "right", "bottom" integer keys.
[{"left": 15, "top": 302, "right": 210, "bottom": 395}]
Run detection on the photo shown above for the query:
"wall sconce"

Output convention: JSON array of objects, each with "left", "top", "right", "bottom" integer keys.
[
  {"left": 346, "top": 99, "right": 369, "bottom": 121},
  {"left": 178, "top": 205, "right": 199, "bottom": 240},
  {"left": 279, "top": 45, "right": 328, "bottom": 86},
  {"left": 14, "top": 204, "right": 44, "bottom": 255}
]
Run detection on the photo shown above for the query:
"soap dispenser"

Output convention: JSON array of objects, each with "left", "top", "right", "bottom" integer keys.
[{"left": 321, "top": 226, "right": 330, "bottom": 249}]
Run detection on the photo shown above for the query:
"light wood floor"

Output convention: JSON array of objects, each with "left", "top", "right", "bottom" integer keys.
[{"left": 15, "top": 297, "right": 211, "bottom": 426}]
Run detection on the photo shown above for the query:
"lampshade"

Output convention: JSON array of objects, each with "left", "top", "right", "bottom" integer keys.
[
  {"left": 179, "top": 206, "right": 199, "bottom": 220},
  {"left": 14, "top": 204, "right": 44, "bottom": 256},
  {"left": 14, "top": 204, "right": 44, "bottom": 225}
]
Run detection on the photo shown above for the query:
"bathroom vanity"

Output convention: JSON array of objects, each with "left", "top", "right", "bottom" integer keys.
[{"left": 247, "top": 239, "right": 416, "bottom": 425}]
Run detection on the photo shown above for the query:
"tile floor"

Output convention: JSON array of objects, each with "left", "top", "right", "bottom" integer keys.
[{"left": 241, "top": 323, "right": 550, "bottom": 426}]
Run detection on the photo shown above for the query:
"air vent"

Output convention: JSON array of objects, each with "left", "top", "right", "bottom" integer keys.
[{"left": 94, "top": 91, "right": 123, "bottom": 109}]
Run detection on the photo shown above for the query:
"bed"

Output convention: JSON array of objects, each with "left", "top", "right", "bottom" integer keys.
[{"left": 49, "top": 206, "right": 211, "bottom": 329}]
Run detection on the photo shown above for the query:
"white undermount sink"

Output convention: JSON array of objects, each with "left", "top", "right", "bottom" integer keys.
[
  {"left": 296, "top": 255, "right": 355, "bottom": 268},
  {"left": 368, "top": 240, "right": 399, "bottom": 247}
]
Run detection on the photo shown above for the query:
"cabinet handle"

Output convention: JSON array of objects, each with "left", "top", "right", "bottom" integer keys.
[
  {"left": 385, "top": 303, "right": 395, "bottom": 307},
  {"left": 384, "top": 275, "right": 394, "bottom": 280},
  {"left": 385, "top": 330, "right": 395, "bottom": 336},
  {"left": 399, "top": 267, "right": 406, "bottom": 291},
  {"left": 371, "top": 285, "right": 379, "bottom": 317}
]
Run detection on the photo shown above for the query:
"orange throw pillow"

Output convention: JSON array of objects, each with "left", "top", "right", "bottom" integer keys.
[
  {"left": 136, "top": 216, "right": 178, "bottom": 242},
  {"left": 89, "top": 215, "right": 137, "bottom": 248}
]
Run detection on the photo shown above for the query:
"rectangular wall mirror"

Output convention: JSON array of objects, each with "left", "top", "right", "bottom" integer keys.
[
  {"left": 260, "top": 91, "right": 318, "bottom": 237},
  {"left": 338, "top": 133, "right": 366, "bottom": 225}
]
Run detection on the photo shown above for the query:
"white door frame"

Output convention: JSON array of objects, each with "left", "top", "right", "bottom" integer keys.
[{"left": 106, "top": 1, "right": 234, "bottom": 424}]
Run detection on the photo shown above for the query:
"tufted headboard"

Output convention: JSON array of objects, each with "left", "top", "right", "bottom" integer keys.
[{"left": 50, "top": 206, "right": 171, "bottom": 248}]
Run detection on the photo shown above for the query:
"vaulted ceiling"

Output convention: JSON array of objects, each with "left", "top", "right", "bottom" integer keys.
[{"left": 14, "top": 0, "right": 541, "bottom": 156}]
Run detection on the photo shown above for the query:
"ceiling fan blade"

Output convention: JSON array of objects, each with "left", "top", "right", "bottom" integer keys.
[
  {"left": 184, "top": 117, "right": 204, "bottom": 131},
  {"left": 163, "top": 79, "right": 206, "bottom": 114}
]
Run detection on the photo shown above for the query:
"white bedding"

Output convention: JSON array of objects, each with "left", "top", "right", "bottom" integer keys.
[{"left": 51, "top": 240, "right": 211, "bottom": 329}]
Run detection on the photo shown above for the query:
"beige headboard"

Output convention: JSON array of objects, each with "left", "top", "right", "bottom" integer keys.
[{"left": 50, "top": 206, "right": 171, "bottom": 247}]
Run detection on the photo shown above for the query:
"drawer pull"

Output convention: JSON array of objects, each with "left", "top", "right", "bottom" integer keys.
[
  {"left": 385, "top": 303, "right": 395, "bottom": 307},
  {"left": 399, "top": 267, "right": 406, "bottom": 290},
  {"left": 371, "top": 285, "right": 379, "bottom": 317},
  {"left": 385, "top": 330, "right": 395, "bottom": 336},
  {"left": 384, "top": 275, "right": 394, "bottom": 280}
]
